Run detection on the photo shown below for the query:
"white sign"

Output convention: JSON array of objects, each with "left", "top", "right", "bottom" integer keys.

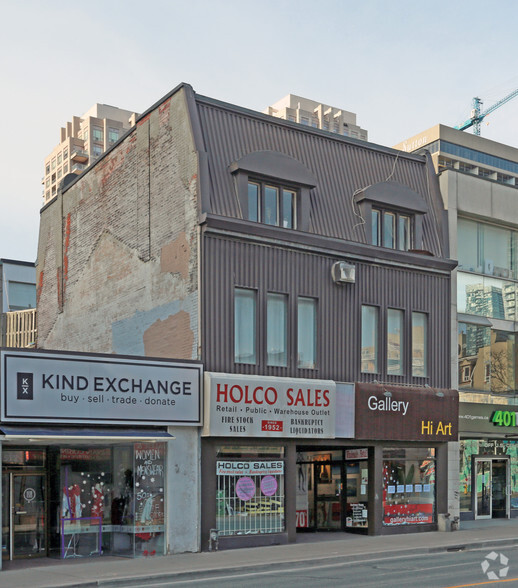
[
  {"left": 216, "top": 461, "right": 284, "bottom": 476},
  {"left": 1, "top": 350, "right": 203, "bottom": 426},
  {"left": 204, "top": 373, "right": 336, "bottom": 438}
]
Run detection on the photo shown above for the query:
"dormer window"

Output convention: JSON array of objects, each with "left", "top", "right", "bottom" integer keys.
[
  {"left": 248, "top": 180, "right": 296, "bottom": 228},
  {"left": 354, "top": 181, "right": 429, "bottom": 252},
  {"left": 372, "top": 208, "right": 411, "bottom": 250},
  {"left": 230, "top": 150, "right": 317, "bottom": 232}
]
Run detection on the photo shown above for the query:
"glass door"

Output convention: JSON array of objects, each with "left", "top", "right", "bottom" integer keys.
[
  {"left": 3, "top": 473, "right": 46, "bottom": 559},
  {"left": 475, "top": 459, "right": 491, "bottom": 519},
  {"left": 491, "top": 460, "right": 509, "bottom": 519},
  {"left": 315, "top": 460, "right": 342, "bottom": 530}
]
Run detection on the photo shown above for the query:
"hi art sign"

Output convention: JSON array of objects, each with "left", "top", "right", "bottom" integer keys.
[
  {"left": 1, "top": 349, "right": 203, "bottom": 426},
  {"left": 203, "top": 373, "right": 336, "bottom": 438},
  {"left": 355, "top": 383, "right": 458, "bottom": 442}
]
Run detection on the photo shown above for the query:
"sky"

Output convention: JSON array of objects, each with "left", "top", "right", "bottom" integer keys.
[{"left": 2, "top": 0, "right": 518, "bottom": 262}]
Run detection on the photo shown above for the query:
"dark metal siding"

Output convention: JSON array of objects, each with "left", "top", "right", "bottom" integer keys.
[
  {"left": 202, "top": 233, "right": 451, "bottom": 388},
  {"left": 196, "top": 99, "right": 444, "bottom": 257}
]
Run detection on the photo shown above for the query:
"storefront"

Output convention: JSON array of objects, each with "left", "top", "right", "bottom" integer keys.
[
  {"left": 0, "top": 349, "right": 202, "bottom": 564},
  {"left": 201, "top": 374, "right": 458, "bottom": 550},
  {"left": 354, "top": 383, "right": 458, "bottom": 535},
  {"left": 459, "top": 402, "right": 518, "bottom": 520}
]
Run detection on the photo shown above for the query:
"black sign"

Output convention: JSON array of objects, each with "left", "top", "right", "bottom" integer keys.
[{"left": 17, "top": 373, "right": 33, "bottom": 400}]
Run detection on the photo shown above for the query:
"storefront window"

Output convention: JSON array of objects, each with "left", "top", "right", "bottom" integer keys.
[
  {"left": 382, "top": 448, "right": 435, "bottom": 525},
  {"left": 216, "top": 446, "right": 285, "bottom": 537},
  {"left": 51, "top": 442, "right": 166, "bottom": 558}
]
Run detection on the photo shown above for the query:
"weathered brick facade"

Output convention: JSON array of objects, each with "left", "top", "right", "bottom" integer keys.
[{"left": 37, "top": 87, "right": 199, "bottom": 360}]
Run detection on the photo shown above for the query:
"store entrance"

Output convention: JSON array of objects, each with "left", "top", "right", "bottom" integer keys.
[
  {"left": 296, "top": 449, "right": 369, "bottom": 532},
  {"left": 474, "top": 458, "right": 509, "bottom": 519},
  {"left": 2, "top": 472, "right": 46, "bottom": 560}
]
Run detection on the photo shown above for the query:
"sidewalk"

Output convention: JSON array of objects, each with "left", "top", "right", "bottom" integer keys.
[{"left": 2, "top": 520, "right": 518, "bottom": 588}]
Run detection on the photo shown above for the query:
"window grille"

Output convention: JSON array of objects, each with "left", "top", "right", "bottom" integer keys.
[{"left": 216, "top": 461, "right": 285, "bottom": 536}]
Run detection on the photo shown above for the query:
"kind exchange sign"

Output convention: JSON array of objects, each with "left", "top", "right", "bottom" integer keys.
[
  {"left": 1, "top": 349, "right": 202, "bottom": 426},
  {"left": 204, "top": 373, "right": 336, "bottom": 438}
]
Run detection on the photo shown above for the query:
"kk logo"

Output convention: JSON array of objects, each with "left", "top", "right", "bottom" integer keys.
[{"left": 17, "top": 373, "right": 33, "bottom": 400}]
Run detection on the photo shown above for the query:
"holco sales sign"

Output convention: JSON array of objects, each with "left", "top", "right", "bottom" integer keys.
[{"left": 203, "top": 372, "right": 336, "bottom": 438}]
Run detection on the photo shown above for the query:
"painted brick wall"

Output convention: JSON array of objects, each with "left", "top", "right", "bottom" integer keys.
[{"left": 37, "top": 87, "right": 199, "bottom": 360}]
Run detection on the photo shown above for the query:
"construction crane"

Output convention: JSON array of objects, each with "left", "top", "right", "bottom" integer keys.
[{"left": 454, "top": 88, "right": 518, "bottom": 135}]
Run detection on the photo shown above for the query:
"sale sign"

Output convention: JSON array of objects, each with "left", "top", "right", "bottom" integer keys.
[{"left": 203, "top": 373, "right": 336, "bottom": 438}]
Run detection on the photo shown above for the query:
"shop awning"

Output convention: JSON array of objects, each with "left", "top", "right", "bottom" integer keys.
[{"left": 0, "top": 425, "right": 174, "bottom": 442}]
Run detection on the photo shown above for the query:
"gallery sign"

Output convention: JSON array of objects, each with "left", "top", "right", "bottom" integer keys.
[
  {"left": 203, "top": 372, "right": 336, "bottom": 438},
  {"left": 355, "top": 383, "right": 458, "bottom": 442},
  {"left": 1, "top": 349, "right": 203, "bottom": 426}
]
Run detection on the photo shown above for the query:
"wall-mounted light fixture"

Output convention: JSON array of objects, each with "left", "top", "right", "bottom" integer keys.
[
  {"left": 383, "top": 390, "right": 392, "bottom": 398},
  {"left": 331, "top": 261, "right": 355, "bottom": 284}
]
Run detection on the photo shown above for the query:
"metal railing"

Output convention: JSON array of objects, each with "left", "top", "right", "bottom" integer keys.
[{"left": 3, "top": 308, "right": 37, "bottom": 348}]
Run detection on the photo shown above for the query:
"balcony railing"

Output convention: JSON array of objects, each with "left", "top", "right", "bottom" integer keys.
[{"left": 2, "top": 308, "right": 37, "bottom": 348}]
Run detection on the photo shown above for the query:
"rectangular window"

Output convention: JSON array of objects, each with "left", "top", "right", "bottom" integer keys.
[
  {"left": 57, "top": 153, "right": 62, "bottom": 165},
  {"left": 264, "top": 186, "right": 279, "bottom": 226},
  {"left": 92, "top": 127, "right": 103, "bottom": 142},
  {"left": 58, "top": 442, "right": 166, "bottom": 556},
  {"left": 372, "top": 209, "right": 380, "bottom": 246},
  {"left": 83, "top": 129, "right": 89, "bottom": 142},
  {"left": 93, "top": 144, "right": 103, "bottom": 156},
  {"left": 45, "top": 164, "right": 50, "bottom": 175},
  {"left": 63, "top": 148, "right": 68, "bottom": 160},
  {"left": 246, "top": 180, "right": 297, "bottom": 230},
  {"left": 383, "top": 212, "right": 395, "bottom": 248},
  {"left": 248, "top": 182, "right": 259, "bottom": 222},
  {"left": 371, "top": 209, "right": 412, "bottom": 251},
  {"left": 108, "top": 128, "right": 119, "bottom": 144},
  {"left": 361, "top": 306, "right": 378, "bottom": 373},
  {"left": 7, "top": 281, "right": 36, "bottom": 311},
  {"left": 51, "top": 158, "right": 56, "bottom": 170},
  {"left": 234, "top": 289, "right": 256, "bottom": 364},
  {"left": 398, "top": 216, "right": 410, "bottom": 250},
  {"left": 387, "top": 309, "right": 403, "bottom": 375},
  {"left": 63, "top": 163, "right": 68, "bottom": 174},
  {"left": 282, "top": 189, "right": 295, "bottom": 229},
  {"left": 298, "top": 297, "right": 316, "bottom": 368},
  {"left": 383, "top": 447, "right": 436, "bottom": 526},
  {"left": 267, "top": 293, "right": 287, "bottom": 366},
  {"left": 412, "top": 312, "right": 427, "bottom": 377}
]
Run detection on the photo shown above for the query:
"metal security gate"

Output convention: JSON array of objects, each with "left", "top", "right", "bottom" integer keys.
[{"left": 216, "top": 461, "right": 285, "bottom": 536}]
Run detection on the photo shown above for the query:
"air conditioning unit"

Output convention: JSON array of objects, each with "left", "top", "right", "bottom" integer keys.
[{"left": 331, "top": 261, "right": 356, "bottom": 284}]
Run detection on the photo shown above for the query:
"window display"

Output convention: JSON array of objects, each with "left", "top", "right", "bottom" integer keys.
[
  {"left": 54, "top": 442, "right": 166, "bottom": 558},
  {"left": 382, "top": 448, "right": 435, "bottom": 526}
]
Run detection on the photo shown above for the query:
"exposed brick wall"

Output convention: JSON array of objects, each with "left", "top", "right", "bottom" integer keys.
[{"left": 37, "top": 87, "right": 199, "bottom": 359}]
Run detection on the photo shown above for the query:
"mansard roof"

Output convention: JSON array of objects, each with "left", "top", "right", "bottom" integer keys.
[{"left": 192, "top": 91, "right": 448, "bottom": 258}]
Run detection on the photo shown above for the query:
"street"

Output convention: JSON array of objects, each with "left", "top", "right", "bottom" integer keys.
[{"left": 144, "top": 546, "right": 518, "bottom": 588}]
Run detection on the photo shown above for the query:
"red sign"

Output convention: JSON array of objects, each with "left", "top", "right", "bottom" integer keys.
[
  {"left": 383, "top": 503, "right": 433, "bottom": 525},
  {"left": 261, "top": 420, "right": 283, "bottom": 432},
  {"left": 296, "top": 509, "right": 308, "bottom": 528}
]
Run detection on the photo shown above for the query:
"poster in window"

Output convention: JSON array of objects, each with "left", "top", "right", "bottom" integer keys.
[{"left": 134, "top": 443, "right": 166, "bottom": 527}]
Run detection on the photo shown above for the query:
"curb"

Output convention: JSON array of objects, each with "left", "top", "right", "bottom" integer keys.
[{"left": 30, "top": 536, "right": 518, "bottom": 588}]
